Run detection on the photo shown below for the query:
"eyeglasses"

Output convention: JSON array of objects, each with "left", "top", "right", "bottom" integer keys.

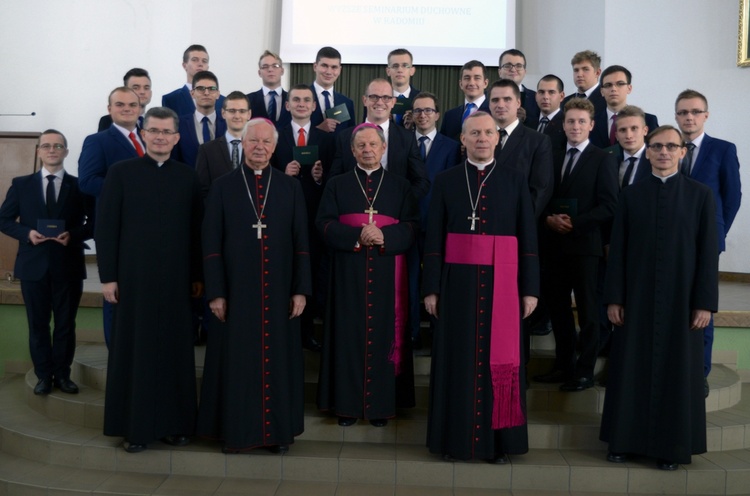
[
  {"left": 675, "top": 109, "right": 707, "bottom": 117},
  {"left": 500, "top": 63, "right": 525, "bottom": 71},
  {"left": 647, "top": 143, "right": 683, "bottom": 152},
  {"left": 194, "top": 86, "right": 218, "bottom": 93},
  {"left": 224, "top": 108, "right": 249, "bottom": 114},
  {"left": 388, "top": 63, "right": 412, "bottom": 70},
  {"left": 366, "top": 94, "right": 394, "bottom": 103},
  {"left": 260, "top": 63, "right": 282, "bottom": 70},
  {"left": 39, "top": 143, "right": 66, "bottom": 150},
  {"left": 601, "top": 81, "right": 629, "bottom": 89},
  {"left": 412, "top": 108, "right": 437, "bottom": 115},
  {"left": 144, "top": 128, "right": 177, "bottom": 136}
]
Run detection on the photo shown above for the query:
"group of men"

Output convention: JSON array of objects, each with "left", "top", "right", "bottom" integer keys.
[{"left": 0, "top": 44, "right": 740, "bottom": 471}]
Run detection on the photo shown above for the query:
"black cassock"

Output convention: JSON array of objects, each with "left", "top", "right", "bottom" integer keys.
[
  {"left": 198, "top": 165, "right": 311, "bottom": 450},
  {"left": 601, "top": 173, "right": 718, "bottom": 464},
  {"left": 423, "top": 161, "right": 539, "bottom": 460},
  {"left": 316, "top": 167, "right": 418, "bottom": 420},
  {"left": 97, "top": 156, "right": 202, "bottom": 445}
]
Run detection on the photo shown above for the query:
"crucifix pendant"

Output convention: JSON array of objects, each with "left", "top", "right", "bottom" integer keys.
[
  {"left": 253, "top": 221, "right": 267, "bottom": 239},
  {"left": 468, "top": 211, "right": 479, "bottom": 231},
  {"left": 365, "top": 206, "right": 378, "bottom": 223}
]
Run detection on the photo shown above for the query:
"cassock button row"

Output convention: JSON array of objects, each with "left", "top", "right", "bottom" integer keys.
[
  {"left": 265, "top": 358, "right": 270, "bottom": 362},
  {"left": 368, "top": 291, "right": 373, "bottom": 295},
  {"left": 264, "top": 259, "right": 269, "bottom": 263},
  {"left": 367, "top": 366, "right": 372, "bottom": 370},
  {"left": 481, "top": 195, "right": 486, "bottom": 199},
  {"left": 265, "top": 332, "right": 270, "bottom": 336},
  {"left": 265, "top": 396, "right": 270, "bottom": 400},
  {"left": 265, "top": 384, "right": 270, "bottom": 388},
  {"left": 482, "top": 207, "right": 487, "bottom": 211},
  {"left": 264, "top": 345, "right": 269, "bottom": 350},
  {"left": 266, "top": 421, "right": 271, "bottom": 425}
]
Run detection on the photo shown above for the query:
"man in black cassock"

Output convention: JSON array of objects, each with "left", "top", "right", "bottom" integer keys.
[
  {"left": 97, "top": 107, "right": 203, "bottom": 453},
  {"left": 423, "top": 111, "right": 539, "bottom": 463},
  {"left": 316, "top": 123, "right": 418, "bottom": 427},
  {"left": 198, "top": 118, "right": 311, "bottom": 453},
  {"left": 601, "top": 125, "right": 718, "bottom": 470}
]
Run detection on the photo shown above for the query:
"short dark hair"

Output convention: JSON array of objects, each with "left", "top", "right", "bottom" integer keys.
[
  {"left": 538, "top": 74, "right": 564, "bottom": 92},
  {"left": 675, "top": 89, "right": 709, "bottom": 111},
  {"left": 183, "top": 44, "right": 208, "bottom": 63},
  {"left": 41, "top": 129, "right": 67, "bottom": 148},
  {"left": 617, "top": 105, "right": 646, "bottom": 123},
  {"left": 490, "top": 79, "right": 521, "bottom": 100},
  {"left": 646, "top": 125, "right": 685, "bottom": 146},
  {"left": 192, "top": 70, "right": 218, "bottom": 88},
  {"left": 600, "top": 65, "right": 632, "bottom": 85},
  {"left": 388, "top": 48, "right": 413, "bottom": 63},
  {"left": 499, "top": 49, "right": 526, "bottom": 66},
  {"left": 144, "top": 107, "right": 180, "bottom": 131},
  {"left": 571, "top": 50, "right": 602, "bottom": 70},
  {"left": 316, "top": 46, "right": 342, "bottom": 63},
  {"left": 412, "top": 91, "right": 441, "bottom": 113},
  {"left": 564, "top": 97, "right": 595, "bottom": 120},
  {"left": 123, "top": 68, "right": 150, "bottom": 86},
  {"left": 461, "top": 60, "right": 487, "bottom": 78},
  {"left": 289, "top": 83, "right": 315, "bottom": 98},
  {"left": 222, "top": 91, "right": 249, "bottom": 109}
]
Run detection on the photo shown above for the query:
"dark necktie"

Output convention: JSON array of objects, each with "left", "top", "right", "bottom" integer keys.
[
  {"left": 538, "top": 116, "right": 549, "bottom": 134},
  {"left": 499, "top": 129, "right": 508, "bottom": 150},
  {"left": 562, "top": 148, "right": 579, "bottom": 182},
  {"left": 609, "top": 113, "right": 618, "bottom": 145},
  {"left": 128, "top": 131, "right": 144, "bottom": 157},
  {"left": 681, "top": 142, "right": 696, "bottom": 175},
  {"left": 230, "top": 139, "right": 240, "bottom": 169},
  {"left": 137, "top": 116, "right": 144, "bottom": 129},
  {"left": 575, "top": 93, "right": 586, "bottom": 98},
  {"left": 46, "top": 174, "right": 56, "bottom": 216},
  {"left": 462, "top": 102, "right": 476, "bottom": 123},
  {"left": 268, "top": 90, "right": 277, "bottom": 122},
  {"left": 418, "top": 135, "right": 429, "bottom": 160},
  {"left": 621, "top": 156, "right": 637, "bottom": 189},
  {"left": 297, "top": 128, "right": 306, "bottom": 147},
  {"left": 321, "top": 90, "right": 332, "bottom": 111},
  {"left": 201, "top": 116, "right": 211, "bottom": 144},
  {"left": 394, "top": 94, "right": 406, "bottom": 125}
]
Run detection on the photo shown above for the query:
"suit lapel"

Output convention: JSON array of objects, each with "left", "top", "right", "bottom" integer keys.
[
  {"left": 690, "top": 134, "right": 712, "bottom": 177},
  {"left": 108, "top": 126, "right": 139, "bottom": 157},
  {"left": 559, "top": 145, "right": 590, "bottom": 194},
  {"left": 497, "top": 125, "right": 523, "bottom": 166},
  {"left": 54, "top": 173, "right": 72, "bottom": 218}
]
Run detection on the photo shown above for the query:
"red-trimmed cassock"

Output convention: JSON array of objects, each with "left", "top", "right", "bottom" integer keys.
[
  {"left": 316, "top": 166, "right": 418, "bottom": 420},
  {"left": 198, "top": 165, "right": 312, "bottom": 451},
  {"left": 423, "top": 160, "right": 539, "bottom": 461}
]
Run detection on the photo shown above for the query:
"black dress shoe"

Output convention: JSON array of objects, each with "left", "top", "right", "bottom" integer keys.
[
  {"left": 161, "top": 435, "right": 190, "bottom": 447},
  {"left": 657, "top": 459, "right": 678, "bottom": 471},
  {"left": 267, "top": 444, "right": 289, "bottom": 454},
  {"left": 124, "top": 442, "right": 147, "bottom": 453},
  {"left": 338, "top": 416, "right": 357, "bottom": 427},
  {"left": 487, "top": 453, "right": 508, "bottom": 464},
  {"left": 607, "top": 451, "right": 627, "bottom": 463},
  {"left": 34, "top": 378, "right": 53, "bottom": 395},
  {"left": 559, "top": 377, "right": 594, "bottom": 392},
  {"left": 369, "top": 419, "right": 388, "bottom": 427},
  {"left": 302, "top": 336, "right": 322, "bottom": 352},
  {"left": 704, "top": 378, "right": 710, "bottom": 398},
  {"left": 533, "top": 369, "right": 569, "bottom": 384},
  {"left": 529, "top": 319, "right": 552, "bottom": 336},
  {"left": 442, "top": 454, "right": 455, "bottom": 462},
  {"left": 53, "top": 378, "right": 79, "bottom": 394}
]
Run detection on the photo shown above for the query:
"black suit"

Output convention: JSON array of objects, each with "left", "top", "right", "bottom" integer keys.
[
  {"left": 520, "top": 85, "right": 540, "bottom": 129},
  {"left": 195, "top": 135, "right": 243, "bottom": 199},
  {"left": 564, "top": 87, "right": 606, "bottom": 115},
  {"left": 247, "top": 88, "right": 292, "bottom": 130},
  {"left": 540, "top": 143, "right": 618, "bottom": 381},
  {"left": 330, "top": 123, "right": 430, "bottom": 200},
  {"left": 0, "top": 172, "right": 94, "bottom": 382},
  {"left": 590, "top": 108, "right": 659, "bottom": 149},
  {"left": 528, "top": 110, "right": 567, "bottom": 153}
]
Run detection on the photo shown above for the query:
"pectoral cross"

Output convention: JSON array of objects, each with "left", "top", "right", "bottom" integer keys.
[
  {"left": 468, "top": 211, "right": 479, "bottom": 231},
  {"left": 365, "top": 205, "right": 378, "bottom": 224},
  {"left": 253, "top": 221, "right": 267, "bottom": 239}
]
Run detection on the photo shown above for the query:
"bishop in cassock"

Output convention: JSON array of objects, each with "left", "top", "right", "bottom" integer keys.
[
  {"left": 316, "top": 123, "right": 418, "bottom": 427},
  {"left": 97, "top": 107, "right": 203, "bottom": 453},
  {"left": 601, "top": 125, "right": 718, "bottom": 470},
  {"left": 422, "top": 111, "right": 539, "bottom": 463},
  {"left": 198, "top": 118, "right": 312, "bottom": 454}
]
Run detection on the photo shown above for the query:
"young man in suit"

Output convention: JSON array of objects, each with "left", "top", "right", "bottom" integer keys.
[
  {"left": 0, "top": 129, "right": 95, "bottom": 395},
  {"left": 98, "top": 68, "right": 152, "bottom": 132},
  {"left": 590, "top": 65, "right": 659, "bottom": 149},
  {"left": 535, "top": 98, "right": 618, "bottom": 392},
  {"left": 247, "top": 50, "right": 291, "bottom": 129},
  {"left": 375, "top": 48, "right": 420, "bottom": 127},
  {"left": 612, "top": 105, "right": 652, "bottom": 189},
  {"left": 440, "top": 60, "right": 490, "bottom": 142},
  {"left": 532, "top": 75, "right": 567, "bottom": 152},
  {"left": 310, "top": 46, "right": 356, "bottom": 135},
  {"left": 675, "top": 89, "right": 742, "bottom": 395},
  {"left": 498, "top": 49, "right": 539, "bottom": 127},
  {"left": 563, "top": 51, "right": 605, "bottom": 115},
  {"left": 162, "top": 44, "right": 224, "bottom": 117},
  {"left": 172, "top": 71, "right": 227, "bottom": 168},
  {"left": 195, "top": 91, "right": 251, "bottom": 199}
]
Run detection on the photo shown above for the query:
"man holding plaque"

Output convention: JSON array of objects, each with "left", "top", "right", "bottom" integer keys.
[
  {"left": 0, "top": 129, "right": 95, "bottom": 396},
  {"left": 535, "top": 98, "right": 618, "bottom": 392},
  {"left": 316, "top": 123, "right": 418, "bottom": 427}
]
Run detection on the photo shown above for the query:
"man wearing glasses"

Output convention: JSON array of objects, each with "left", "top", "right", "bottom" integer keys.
[
  {"left": 371, "top": 48, "right": 420, "bottom": 127},
  {"left": 498, "top": 49, "right": 539, "bottom": 128},
  {"left": 247, "top": 50, "right": 291, "bottom": 129},
  {"left": 162, "top": 44, "right": 224, "bottom": 117},
  {"left": 601, "top": 125, "right": 718, "bottom": 470},
  {"left": 674, "top": 89, "right": 742, "bottom": 397},
  {"left": 172, "top": 71, "right": 227, "bottom": 168}
]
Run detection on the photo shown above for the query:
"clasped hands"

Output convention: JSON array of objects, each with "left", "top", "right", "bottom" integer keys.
[
  {"left": 358, "top": 221, "right": 384, "bottom": 247},
  {"left": 29, "top": 229, "right": 70, "bottom": 246}
]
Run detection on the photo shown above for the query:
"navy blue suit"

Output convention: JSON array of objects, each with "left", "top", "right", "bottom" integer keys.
[
  {"left": 172, "top": 113, "right": 227, "bottom": 168},
  {"left": 161, "top": 85, "right": 225, "bottom": 117},
  {"left": 610, "top": 146, "right": 652, "bottom": 189},
  {"left": 309, "top": 84, "right": 356, "bottom": 135},
  {"left": 247, "top": 88, "right": 292, "bottom": 130},
  {"left": 78, "top": 125, "right": 142, "bottom": 198},
  {"left": 0, "top": 172, "right": 94, "bottom": 381},
  {"left": 590, "top": 108, "right": 659, "bottom": 149},
  {"left": 520, "top": 85, "right": 540, "bottom": 129},
  {"left": 564, "top": 87, "right": 607, "bottom": 115},
  {"left": 439, "top": 98, "right": 490, "bottom": 142}
]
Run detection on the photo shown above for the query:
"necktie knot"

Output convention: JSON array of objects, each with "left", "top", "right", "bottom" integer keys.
[
  {"left": 267, "top": 90, "right": 278, "bottom": 121},
  {"left": 230, "top": 139, "right": 241, "bottom": 168},
  {"left": 297, "top": 128, "right": 306, "bottom": 147},
  {"left": 45, "top": 174, "right": 57, "bottom": 214},
  {"left": 321, "top": 90, "right": 332, "bottom": 111},
  {"left": 418, "top": 135, "right": 429, "bottom": 160},
  {"left": 128, "top": 131, "right": 145, "bottom": 157},
  {"left": 538, "top": 116, "right": 550, "bottom": 133},
  {"left": 462, "top": 102, "right": 477, "bottom": 122}
]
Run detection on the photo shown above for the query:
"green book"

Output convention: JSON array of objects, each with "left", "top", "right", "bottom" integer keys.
[
  {"left": 293, "top": 145, "right": 319, "bottom": 166},
  {"left": 325, "top": 103, "right": 351, "bottom": 123}
]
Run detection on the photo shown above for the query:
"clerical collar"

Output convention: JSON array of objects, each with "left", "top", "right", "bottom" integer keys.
[
  {"left": 254, "top": 168, "right": 264, "bottom": 175},
  {"left": 467, "top": 158, "right": 495, "bottom": 171},
  {"left": 653, "top": 170, "right": 679, "bottom": 183},
  {"left": 356, "top": 164, "right": 381, "bottom": 176}
]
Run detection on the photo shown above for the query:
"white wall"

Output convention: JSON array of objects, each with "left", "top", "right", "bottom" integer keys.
[{"left": 1, "top": 0, "right": 748, "bottom": 271}]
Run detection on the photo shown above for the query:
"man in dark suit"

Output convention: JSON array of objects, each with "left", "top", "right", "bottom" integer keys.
[
  {"left": 590, "top": 65, "right": 659, "bottom": 149},
  {"left": 247, "top": 50, "right": 291, "bottom": 130},
  {"left": 489, "top": 79, "right": 554, "bottom": 218},
  {"left": 535, "top": 98, "right": 618, "bottom": 392},
  {"left": 440, "top": 60, "right": 490, "bottom": 142},
  {"left": 309, "top": 46, "right": 356, "bottom": 135},
  {"left": 0, "top": 129, "right": 94, "bottom": 395},
  {"left": 372, "top": 48, "right": 420, "bottom": 127},
  {"left": 610, "top": 105, "right": 652, "bottom": 189},
  {"left": 79, "top": 87, "right": 145, "bottom": 348},
  {"left": 195, "top": 91, "right": 251, "bottom": 199},
  {"left": 172, "top": 71, "right": 227, "bottom": 168},
  {"left": 98, "top": 68, "right": 152, "bottom": 132},
  {"left": 675, "top": 89, "right": 742, "bottom": 393},
  {"left": 562, "top": 51, "right": 606, "bottom": 115},
  {"left": 529, "top": 75, "right": 567, "bottom": 152},
  {"left": 498, "top": 49, "right": 540, "bottom": 127},
  {"left": 161, "top": 44, "right": 224, "bottom": 117},
  {"left": 330, "top": 78, "right": 429, "bottom": 200}
]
